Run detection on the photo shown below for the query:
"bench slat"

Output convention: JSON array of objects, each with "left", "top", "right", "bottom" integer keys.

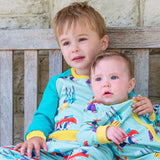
[
  {"left": 0, "top": 27, "right": 160, "bottom": 50},
  {"left": 24, "top": 51, "right": 38, "bottom": 134},
  {"left": 49, "top": 50, "right": 62, "bottom": 80},
  {"left": 0, "top": 29, "right": 59, "bottom": 50},
  {"left": 0, "top": 51, "right": 13, "bottom": 146},
  {"left": 107, "top": 27, "right": 160, "bottom": 48},
  {"left": 134, "top": 49, "right": 149, "bottom": 97}
]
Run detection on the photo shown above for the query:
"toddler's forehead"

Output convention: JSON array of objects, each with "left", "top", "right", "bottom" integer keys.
[{"left": 59, "top": 20, "right": 95, "bottom": 36}]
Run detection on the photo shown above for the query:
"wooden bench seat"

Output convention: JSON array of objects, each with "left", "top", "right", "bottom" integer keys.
[{"left": 0, "top": 27, "right": 160, "bottom": 146}]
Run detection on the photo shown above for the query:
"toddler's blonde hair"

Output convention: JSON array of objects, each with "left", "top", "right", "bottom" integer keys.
[{"left": 53, "top": 1, "right": 106, "bottom": 43}]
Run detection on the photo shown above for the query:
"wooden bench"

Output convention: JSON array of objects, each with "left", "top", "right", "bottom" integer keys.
[{"left": 0, "top": 27, "right": 160, "bottom": 146}]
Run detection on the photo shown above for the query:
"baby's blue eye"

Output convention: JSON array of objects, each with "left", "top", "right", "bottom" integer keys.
[
  {"left": 95, "top": 77, "right": 102, "bottom": 81},
  {"left": 111, "top": 76, "right": 118, "bottom": 80}
]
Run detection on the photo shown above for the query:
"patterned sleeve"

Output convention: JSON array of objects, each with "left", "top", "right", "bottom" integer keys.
[
  {"left": 142, "top": 104, "right": 160, "bottom": 125},
  {"left": 76, "top": 102, "right": 112, "bottom": 146},
  {"left": 153, "top": 104, "right": 160, "bottom": 123}
]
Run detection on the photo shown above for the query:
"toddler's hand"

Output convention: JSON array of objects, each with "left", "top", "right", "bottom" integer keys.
[
  {"left": 106, "top": 126, "right": 127, "bottom": 144},
  {"left": 14, "top": 137, "right": 47, "bottom": 159},
  {"left": 132, "top": 95, "right": 153, "bottom": 115}
]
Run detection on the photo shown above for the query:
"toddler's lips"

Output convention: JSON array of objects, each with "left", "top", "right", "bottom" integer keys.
[{"left": 72, "top": 56, "right": 85, "bottom": 62}]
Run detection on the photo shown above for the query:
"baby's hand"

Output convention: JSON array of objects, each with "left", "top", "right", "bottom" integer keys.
[
  {"left": 14, "top": 137, "right": 47, "bottom": 159},
  {"left": 132, "top": 95, "right": 153, "bottom": 115},
  {"left": 106, "top": 126, "right": 127, "bottom": 144}
]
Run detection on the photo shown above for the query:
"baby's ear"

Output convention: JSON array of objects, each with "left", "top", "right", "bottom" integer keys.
[
  {"left": 128, "top": 78, "right": 136, "bottom": 93},
  {"left": 101, "top": 35, "right": 109, "bottom": 51}
]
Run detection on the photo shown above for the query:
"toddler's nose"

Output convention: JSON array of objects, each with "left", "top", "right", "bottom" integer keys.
[{"left": 71, "top": 43, "right": 79, "bottom": 53}]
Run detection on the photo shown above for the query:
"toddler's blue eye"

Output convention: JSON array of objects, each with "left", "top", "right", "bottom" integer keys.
[
  {"left": 63, "top": 41, "right": 70, "bottom": 46},
  {"left": 79, "top": 38, "right": 87, "bottom": 42},
  {"left": 95, "top": 77, "right": 102, "bottom": 81},
  {"left": 111, "top": 76, "right": 118, "bottom": 80}
]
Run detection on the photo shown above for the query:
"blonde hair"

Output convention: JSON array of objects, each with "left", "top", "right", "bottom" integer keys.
[
  {"left": 53, "top": 1, "right": 106, "bottom": 42},
  {"left": 90, "top": 51, "right": 134, "bottom": 79}
]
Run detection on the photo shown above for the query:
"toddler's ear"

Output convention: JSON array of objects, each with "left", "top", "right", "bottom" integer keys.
[
  {"left": 128, "top": 78, "right": 136, "bottom": 93},
  {"left": 101, "top": 35, "right": 109, "bottom": 51}
]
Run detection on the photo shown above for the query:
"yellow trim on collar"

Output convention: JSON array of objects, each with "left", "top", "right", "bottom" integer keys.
[
  {"left": 149, "top": 111, "right": 156, "bottom": 121},
  {"left": 132, "top": 112, "right": 160, "bottom": 142},
  {"left": 71, "top": 68, "right": 89, "bottom": 79},
  {"left": 133, "top": 99, "right": 137, "bottom": 104},
  {"left": 132, "top": 98, "right": 155, "bottom": 121}
]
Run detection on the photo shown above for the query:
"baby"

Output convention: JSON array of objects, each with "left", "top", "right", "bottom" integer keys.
[{"left": 77, "top": 51, "right": 160, "bottom": 159}]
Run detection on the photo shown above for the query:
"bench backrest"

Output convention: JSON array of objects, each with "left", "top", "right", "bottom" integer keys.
[{"left": 0, "top": 27, "right": 160, "bottom": 146}]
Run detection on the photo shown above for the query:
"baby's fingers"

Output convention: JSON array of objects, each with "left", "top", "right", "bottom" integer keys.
[
  {"left": 112, "top": 137, "right": 121, "bottom": 144},
  {"left": 113, "top": 129, "right": 127, "bottom": 144},
  {"left": 118, "top": 128, "right": 128, "bottom": 141}
]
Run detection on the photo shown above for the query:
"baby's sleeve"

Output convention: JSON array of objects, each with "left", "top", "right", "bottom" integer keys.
[{"left": 76, "top": 104, "right": 112, "bottom": 146}]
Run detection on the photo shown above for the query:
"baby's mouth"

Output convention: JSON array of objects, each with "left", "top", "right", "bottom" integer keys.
[{"left": 103, "top": 91, "right": 112, "bottom": 96}]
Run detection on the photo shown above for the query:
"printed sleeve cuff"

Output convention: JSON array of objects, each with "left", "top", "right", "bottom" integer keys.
[
  {"left": 26, "top": 131, "right": 46, "bottom": 141},
  {"left": 96, "top": 125, "right": 112, "bottom": 144}
]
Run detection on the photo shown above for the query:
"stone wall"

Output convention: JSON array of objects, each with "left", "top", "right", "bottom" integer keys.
[{"left": 0, "top": 0, "right": 160, "bottom": 144}]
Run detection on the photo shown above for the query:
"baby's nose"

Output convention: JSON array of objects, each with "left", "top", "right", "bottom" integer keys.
[{"left": 104, "top": 80, "right": 111, "bottom": 87}]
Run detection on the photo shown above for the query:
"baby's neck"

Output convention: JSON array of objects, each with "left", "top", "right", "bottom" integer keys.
[{"left": 104, "top": 98, "right": 129, "bottom": 106}]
